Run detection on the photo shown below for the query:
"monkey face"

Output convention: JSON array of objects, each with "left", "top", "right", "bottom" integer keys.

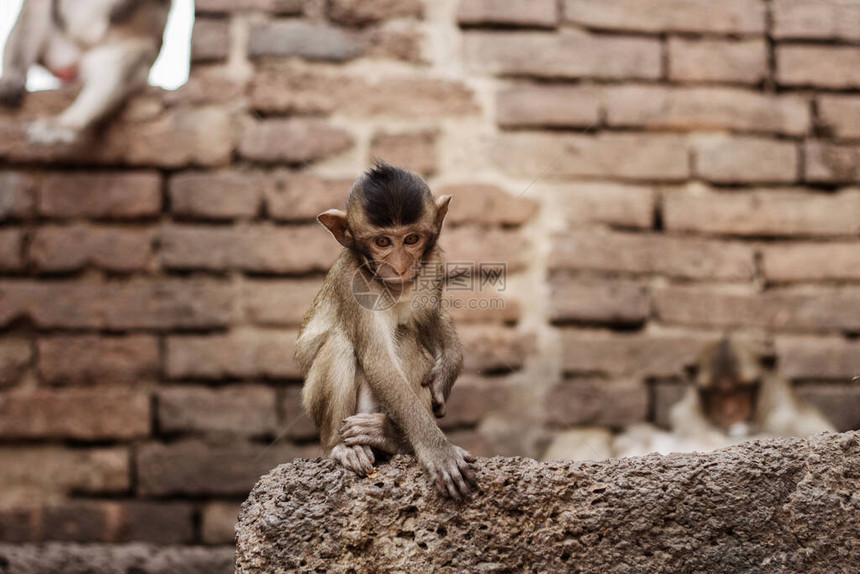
[
  {"left": 354, "top": 225, "right": 435, "bottom": 285},
  {"left": 700, "top": 385, "right": 759, "bottom": 432}
]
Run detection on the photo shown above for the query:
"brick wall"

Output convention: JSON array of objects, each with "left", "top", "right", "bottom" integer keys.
[{"left": 1, "top": 0, "right": 859, "bottom": 566}]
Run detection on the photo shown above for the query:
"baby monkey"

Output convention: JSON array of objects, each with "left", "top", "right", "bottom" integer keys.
[{"left": 295, "top": 162, "right": 476, "bottom": 500}]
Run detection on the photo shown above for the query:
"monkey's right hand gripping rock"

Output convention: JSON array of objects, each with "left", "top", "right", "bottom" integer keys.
[{"left": 420, "top": 444, "right": 477, "bottom": 501}]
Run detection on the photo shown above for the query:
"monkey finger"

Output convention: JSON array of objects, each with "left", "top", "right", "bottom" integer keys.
[
  {"left": 455, "top": 446, "right": 478, "bottom": 463},
  {"left": 346, "top": 449, "right": 366, "bottom": 476},
  {"left": 458, "top": 459, "right": 477, "bottom": 486},
  {"left": 442, "top": 470, "right": 463, "bottom": 501},
  {"left": 361, "top": 444, "right": 375, "bottom": 466},
  {"left": 355, "top": 447, "right": 373, "bottom": 473},
  {"left": 451, "top": 466, "right": 472, "bottom": 498}
]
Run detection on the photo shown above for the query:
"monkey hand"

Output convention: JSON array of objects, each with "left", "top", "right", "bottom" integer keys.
[
  {"left": 27, "top": 119, "right": 82, "bottom": 147},
  {"left": 420, "top": 443, "right": 477, "bottom": 501},
  {"left": 0, "top": 77, "right": 26, "bottom": 108},
  {"left": 421, "top": 365, "right": 455, "bottom": 418},
  {"left": 339, "top": 413, "right": 402, "bottom": 454},
  {"left": 331, "top": 443, "right": 375, "bottom": 477}
]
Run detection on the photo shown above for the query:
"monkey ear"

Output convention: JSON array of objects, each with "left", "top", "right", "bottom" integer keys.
[
  {"left": 435, "top": 195, "right": 452, "bottom": 230},
  {"left": 317, "top": 209, "right": 353, "bottom": 248}
]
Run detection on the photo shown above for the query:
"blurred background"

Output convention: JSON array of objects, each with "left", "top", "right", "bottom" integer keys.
[{"left": 1, "top": 0, "right": 859, "bottom": 569}]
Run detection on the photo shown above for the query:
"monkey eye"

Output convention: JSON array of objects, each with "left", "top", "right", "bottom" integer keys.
[
  {"left": 404, "top": 233, "right": 420, "bottom": 245},
  {"left": 375, "top": 236, "right": 392, "bottom": 248}
]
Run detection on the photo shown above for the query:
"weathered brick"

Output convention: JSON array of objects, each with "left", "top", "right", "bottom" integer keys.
[
  {"left": 607, "top": 87, "right": 810, "bottom": 136},
  {"left": 265, "top": 174, "right": 350, "bottom": 222},
  {"left": 0, "top": 389, "right": 150, "bottom": 441},
  {"left": 804, "top": 141, "right": 860, "bottom": 184},
  {"left": 555, "top": 183, "right": 655, "bottom": 229},
  {"left": 442, "top": 226, "right": 530, "bottom": 273},
  {"left": 158, "top": 385, "right": 277, "bottom": 437},
  {"left": 463, "top": 31, "right": 661, "bottom": 79},
  {"left": 777, "top": 45, "right": 860, "bottom": 89},
  {"left": 564, "top": 0, "right": 766, "bottom": 34},
  {"left": 493, "top": 133, "right": 688, "bottom": 182},
  {"left": 796, "top": 384, "right": 860, "bottom": 432},
  {"left": 251, "top": 68, "right": 479, "bottom": 117},
  {"left": 249, "top": 21, "right": 363, "bottom": 61},
  {"left": 38, "top": 172, "right": 161, "bottom": 219},
  {"left": 170, "top": 171, "right": 268, "bottom": 220},
  {"left": 818, "top": 96, "right": 860, "bottom": 140},
  {"left": 241, "top": 279, "right": 320, "bottom": 326},
  {"left": 668, "top": 38, "right": 767, "bottom": 85},
  {"left": 191, "top": 18, "right": 230, "bottom": 62},
  {"left": 29, "top": 225, "right": 154, "bottom": 272},
  {"left": 361, "top": 25, "right": 425, "bottom": 63},
  {"left": 655, "top": 285, "right": 860, "bottom": 332},
  {"left": 202, "top": 502, "right": 240, "bottom": 545},
  {"left": 777, "top": 336, "right": 860, "bottom": 381},
  {"left": 445, "top": 290, "right": 522, "bottom": 324},
  {"left": 280, "top": 385, "right": 319, "bottom": 440},
  {"left": 0, "top": 447, "right": 129, "bottom": 506},
  {"left": 137, "top": 440, "right": 317, "bottom": 496},
  {"left": 550, "top": 276, "right": 649, "bottom": 326},
  {"left": 457, "top": 0, "right": 558, "bottom": 28},
  {"left": 0, "top": 338, "right": 31, "bottom": 388},
  {"left": 693, "top": 136, "right": 798, "bottom": 184},
  {"left": 663, "top": 188, "right": 860, "bottom": 237},
  {"left": 496, "top": 86, "right": 600, "bottom": 129},
  {"left": 0, "top": 229, "right": 22, "bottom": 270},
  {"left": 41, "top": 501, "right": 196, "bottom": 544},
  {"left": 0, "top": 172, "right": 35, "bottom": 220},
  {"left": 0, "top": 279, "right": 234, "bottom": 330},
  {"left": 559, "top": 330, "right": 711, "bottom": 377},
  {"left": 440, "top": 184, "right": 538, "bottom": 226},
  {"left": 328, "top": 0, "right": 423, "bottom": 25},
  {"left": 370, "top": 130, "right": 438, "bottom": 177},
  {"left": 0, "top": 545, "right": 234, "bottom": 573},
  {"left": 38, "top": 335, "right": 158, "bottom": 386},
  {"left": 41, "top": 503, "right": 106, "bottom": 542},
  {"left": 546, "top": 378, "right": 648, "bottom": 428},
  {"left": 0, "top": 507, "right": 38, "bottom": 543},
  {"left": 440, "top": 376, "right": 516, "bottom": 429},
  {"left": 459, "top": 326, "right": 534, "bottom": 373},
  {"left": 549, "top": 230, "right": 755, "bottom": 280},
  {"left": 195, "top": 0, "right": 302, "bottom": 13},
  {"left": 160, "top": 224, "right": 340, "bottom": 273},
  {"left": 238, "top": 118, "right": 354, "bottom": 164},
  {"left": 166, "top": 329, "right": 299, "bottom": 380},
  {"left": 762, "top": 243, "right": 860, "bottom": 283},
  {"left": 773, "top": 0, "right": 860, "bottom": 41}
]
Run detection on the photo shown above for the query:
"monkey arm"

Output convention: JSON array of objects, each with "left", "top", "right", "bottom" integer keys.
[{"left": 420, "top": 309, "right": 464, "bottom": 417}]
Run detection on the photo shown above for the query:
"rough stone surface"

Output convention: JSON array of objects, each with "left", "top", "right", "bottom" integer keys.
[{"left": 236, "top": 432, "right": 860, "bottom": 573}]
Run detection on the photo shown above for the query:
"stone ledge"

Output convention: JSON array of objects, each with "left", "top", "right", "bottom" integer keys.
[{"left": 237, "top": 431, "right": 859, "bottom": 573}]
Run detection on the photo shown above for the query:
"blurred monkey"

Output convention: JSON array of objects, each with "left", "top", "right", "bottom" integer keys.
[{"left": 0, "top": 0, "right": 171, "bottom": 144}]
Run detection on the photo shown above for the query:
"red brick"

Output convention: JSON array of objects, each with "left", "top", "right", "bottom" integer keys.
[
  {"left": 655, "top": 285, "right": 860, "bottom": 333},
  {"left": 329, "top": 0, "right": 423, "bottom": 24},
  {"left": 0, "top": 507, "right": 39, "bottom": 543},
  {"left": 463, "top": 31, "right": 661, "bottom": 80},
  {"left": 137, "top": 439, "right": 317, "bottom": 496},
  {"left": 773, "top": 0, "right": 860, "bottom": 41},
  {"left": 370, "top": 130, "right": 438, "bottom": 177},
  {"left": 442, "top": 226, "right": 530, "bottom": 273},
  {"left": 440, "top": 184, "right": 538, "bottom": 226},
  {"left": 38, "top": 335, "right": 158, "bottom": 386},
  {"left": 0, "top": 229, "right": 22, "bottom": 270},
  {"left": 195, "top": 0, "right": 303, "bottom": 13},
  {"left": 280, "top": 385, "right": 319, "bottom": 440},
  {"left": 29, "top": 225, "right": 154, "bottom": 272},
  {"left": 559, "top": 330, "right": 711, "bottom": 377},
  {"left": 202, "top": 502, "right": 240, "bottom": 545},
  {"left": 549, "top": 230, "right": 755, "bottom": 280},
  {"left": 0, "top": 172, "right": 35, "bottom": 219},
  {"left": 555, "top": 183, "right": 656, "bottom": 229},
  {"left": 693, "top": 136, "right": 798, "bottom": 184},
  {"left": 238, "top": 118, "right": 354, "bottom": 164},
  {"left": 41, "top": 503, "right": 107, "bottom": 542},
  {"left": 496, "top": 86, "right": 600, "bottom": 129},
  {"left": 550, "top": 276, "right": 649, "bottom": 326},
  {"left": 762, "top": 243, "right": 860, "bottom": 283},
  {"left": 444, "top": 290, "right": 522, "bottom": 325},
  {"left": 457, "top": 0, "right": 558, "bottom": 28},
  {"left": 241, "top": 279, "right": 320, "bottom": 326},
  {"left": 777, "top": 45, "right": 860, "bottom": 89},
  {"left": 0, "top": 338, "right": 31, "bottom": 388},
  {"left": 607, "top": 87, "right": 810, "bottom": 136},
  {"left": 563, "top": 0, "right": 766, "bottom": 34},
  {"left": 0, "top": 279, "right": 234, "bottom": 330},
  {"left": 0, "top": 447, "right": 129, "bottom": 505},
  {"left": 663, "top": 188, "right": 860, "bottom": 238},
  {"left": 166, "top": 329, "right": 299, "bottom": 380},
  {"left": 804, "top": 141, "right": 860, "bottom": 184},
  {"left": 265, "top": 174, "right": 351, "bottom": 222},
  {"left": 362, "top": 25, "right": 424, "bottom": 63},
  {"left": 492, "top": 133, "right": 689, "bottom": 182},
  {"left": 192, "top": 18, "right": 230, "bottom": 62},
  {"left": 249, "top": 21, "right": 363, "bottom": 61},
  {"left": 160, "top": 224, "right": 341, "bottom": 273},
  {"left": 459, "top": 326, "right": 534, "bottom": 373},
  {"left": 796, "top": 384, "right": 860, "bottom": 432},
  {"left": 158, "top": 385, "right": 277, "bottom": 436},
  {"left": 668, "top": 38, "right": 767, "bottom": 85},
  {"left": 546, "top": 378, "right": 648, "bottom": 427},
  {"left": 170, "top": 171, "right": 267, "bottom": 220},
  {"left": 38, "top": 172, "right": 161, "bottom": 219},
  {"left": 776, "top": 336, "right": 860, "bottom": 381},
  {"left": 0, "top": 389, "right": 150, "bottom": 441},
  {"left": 818, "top": 96, "right": 860, "bottom": 140}
]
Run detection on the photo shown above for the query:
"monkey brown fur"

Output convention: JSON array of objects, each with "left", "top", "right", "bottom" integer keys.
[{"left": 295, "top": 162, "right": 475, "bottom": 500}]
